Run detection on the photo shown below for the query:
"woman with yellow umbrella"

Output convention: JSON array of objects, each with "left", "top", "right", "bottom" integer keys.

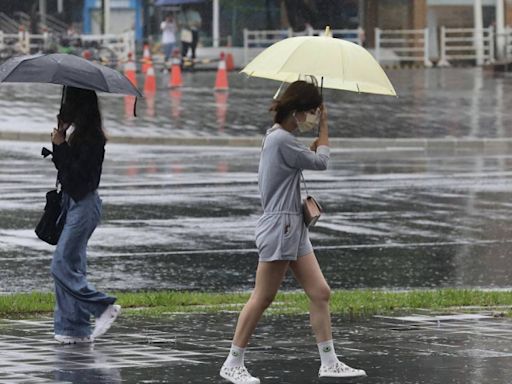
[
  {"left": 220, "top": 81, "right": 367, "bottom": 384},
  {"left": 220, "top": 28, "right": 396, "bottom": 383}
]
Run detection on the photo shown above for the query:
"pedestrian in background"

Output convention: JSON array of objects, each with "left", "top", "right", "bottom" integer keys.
[
  {"left": 179, "top": 6, "right": 201, "bottom": 64},
  {"left": 50, "top": 86, "right": 120, "bottom": 345},
  {"left": 160, "top": 14, "right": 176, "bottom": 66},
  {"left": 220, "top": 81, "right": 366, "bottom": 383}
]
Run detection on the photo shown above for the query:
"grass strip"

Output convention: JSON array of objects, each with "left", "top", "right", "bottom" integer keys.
[{"left": 0, "top": 289, "right": 511, "bottom": 318}]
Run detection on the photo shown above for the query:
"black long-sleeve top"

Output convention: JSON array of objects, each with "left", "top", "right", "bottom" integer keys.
[{"left": 52, "top": 139, "right": 105, "bottom": 202}]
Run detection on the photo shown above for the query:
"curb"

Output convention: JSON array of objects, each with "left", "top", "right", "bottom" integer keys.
[{"left": 1, "top": 131, "right": 512, "bottom": 153}]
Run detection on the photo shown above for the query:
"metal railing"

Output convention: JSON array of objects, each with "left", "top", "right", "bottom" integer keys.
[
  {"left": 375, "top": 28, "right": 432, "bottom": 66},
  {"left": 438, "top": 26, "right": 494, "bottom": 66},
  {"left": 0, "top": 13, "right": 18, "bottom": 34},
  {"left": 243, "top": 28, "right": 364, "bottom": 65},
  {"left": 41, "top": 14, "right": 68, "bottom": 35}
]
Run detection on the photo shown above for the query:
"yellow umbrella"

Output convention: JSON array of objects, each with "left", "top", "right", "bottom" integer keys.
[{"left": 241, "top": 27, "right": 397, "bottom": 97}]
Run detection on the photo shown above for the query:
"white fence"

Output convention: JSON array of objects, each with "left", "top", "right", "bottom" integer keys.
[
  {"left": 438, "top": 26, "right": 494, "bottom": 66},
  {"left": 0, "top": 30, "right": 135, "bottom": 63},
  {"left": 375, "top": 28, "right": 432, "bottom": 66},
  {"left": 0, "top": 30, "right": 50, "bottom": 54},
  {"left": 243, "top": 28, "right": 363, "bottom": 65},
  {"left": 504, "top": 27, "right": 512, "bottom": 60},
  {"left": 0, "top": 30, "right": 21, "bottom": 50},
  {"left": 80, "top": 31, "right": 135, "bottom": 62}
]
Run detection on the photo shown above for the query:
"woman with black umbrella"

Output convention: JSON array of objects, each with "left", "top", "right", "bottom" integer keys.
[{"left": 50, "top": 86, "right": 120, "bottom": 344}]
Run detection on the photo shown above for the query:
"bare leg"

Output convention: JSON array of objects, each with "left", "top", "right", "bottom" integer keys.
[
  {"left": 290, "top": 252, "right": 332, "bottom": 343},
  {"left": 232, "top": 260, "right": 289, "bottom": 347}
]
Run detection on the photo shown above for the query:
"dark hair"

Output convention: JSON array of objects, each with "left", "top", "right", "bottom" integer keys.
[
  {"left": 270, "top": 81, "right": 322, "bottom": 124},
  {"left": 59, "top": 86, "right": 106, "bottom": 146}
]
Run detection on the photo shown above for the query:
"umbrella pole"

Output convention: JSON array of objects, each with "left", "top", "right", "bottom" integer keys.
[
  {"left": 273, "top": 82, "right": 286, "bottom": 99},
  {"left": 318, "top": 77, "right": 324, "bottom": 137},
  {"left": 60, "top": 85, "right": 67, "bottom": 106}
]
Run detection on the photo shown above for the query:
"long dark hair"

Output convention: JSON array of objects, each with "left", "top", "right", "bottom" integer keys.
[
  {"left": 270, "top": 81, "right": 322, "bottom": 124},
  {"left": 59, "top": 86, "right": 107, "bottom": 146}
]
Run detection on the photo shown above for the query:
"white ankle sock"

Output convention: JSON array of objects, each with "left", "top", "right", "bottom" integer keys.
[
  {"left": 317, "top": 340, "right": 339, "bottom": 366},
  {"left": 224, "top": 344, "right": 245, "bottom": 367}
]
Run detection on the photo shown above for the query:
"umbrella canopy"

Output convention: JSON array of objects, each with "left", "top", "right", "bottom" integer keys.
[
  {"left": 0, "top": 53, "right": 143, "bottom": 97},
  {"left": 155, "top": 0, "right": 205, "bottom": 6},
  {"left": 241, "top": 27, "right": 396, "bottom": 97}
]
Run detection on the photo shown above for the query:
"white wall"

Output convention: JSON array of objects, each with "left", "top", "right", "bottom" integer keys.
[{"left": 91, "top": 9, "right": 135, "bottom": 34}]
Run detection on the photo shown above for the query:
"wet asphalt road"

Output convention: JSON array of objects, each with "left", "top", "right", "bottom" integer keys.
[
  {"left": 0, "top": 68, "right": 510, "bottom": 139},
  {"left": 2, "top": 311, "right": 512, "bottom": 383},
  {"left": 1, "top": 140, "right": 512, "bottom": 292}
]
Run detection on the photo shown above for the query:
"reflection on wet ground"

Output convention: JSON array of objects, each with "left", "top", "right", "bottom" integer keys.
[
  {"left": 1, "top": 312, "right": 512, "bottom": 383},
  {"left": 1, "top": 140, "right": 512, "bottom": 292},
  {"left": 0, "top": 68, "right": 510, "bottom": 138}
]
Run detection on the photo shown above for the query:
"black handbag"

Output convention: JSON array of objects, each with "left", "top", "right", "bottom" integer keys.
[
  {"left": 35, "top": 188, "right": 66, "bottom": 245},
  {"left": 35, "top": 147, "right": 66, "bottom": 245}
]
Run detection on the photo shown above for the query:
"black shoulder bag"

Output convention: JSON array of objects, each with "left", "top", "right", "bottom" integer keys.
[{"left": 35, "top": 147, "right": 67, "bottom": 245}]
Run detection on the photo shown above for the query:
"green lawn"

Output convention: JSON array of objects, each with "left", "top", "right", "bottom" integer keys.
[{"left": 1, "top": 289, "right": 511, "bottom": 318}]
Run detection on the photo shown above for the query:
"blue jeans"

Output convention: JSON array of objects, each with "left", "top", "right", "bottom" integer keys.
[
  {"left": 51, "top": 191, "right": 116, "bottom": 337},
  {"left": 163, "top": 42, "right": 175, "bottom": 62}
]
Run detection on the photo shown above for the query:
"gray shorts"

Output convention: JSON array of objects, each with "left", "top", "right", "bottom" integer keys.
[{"left": 255, "top": 212, "right": 313, "bottom": 262}]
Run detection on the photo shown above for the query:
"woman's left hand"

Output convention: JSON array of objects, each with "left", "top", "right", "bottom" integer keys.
[{"left": 51, "top": 128, "right": 66, "bottom": 145}]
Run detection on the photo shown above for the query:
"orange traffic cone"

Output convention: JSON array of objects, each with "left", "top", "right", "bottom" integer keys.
[
  {"left": 169, "top": 50, "right": 183, "bottom": 88},
  {"left": 144, "top": 65, "right": 157, "bottom": 94},
  {"left": 225, "top": 52, "right": 235, "bottom": 72},
  {"left": 214, "top": 52, "right": 229, "bottom": 91},
  {"left": 141, "top": 44, "right": 152, "bottom": 74},
  {"left": 124, "top": 53, "right": 137, "bottom": 87}
]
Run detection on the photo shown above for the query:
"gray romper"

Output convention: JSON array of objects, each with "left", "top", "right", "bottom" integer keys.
[{"left": 256, "top": 124, "right": 330, "bottom": 262}]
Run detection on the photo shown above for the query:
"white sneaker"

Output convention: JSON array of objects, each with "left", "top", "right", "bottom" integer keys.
[
  {"left": 319, "top": 360, "right": 367, "bottom": 378},
  {"left": 220, "top": 364, "right": 260, "bottom": 384},
  {"left": 91, "top": 304, "right": 121, "bottom": 339},
  {"left": 54, "top": 334, "right": 94, "bottom": 344}
]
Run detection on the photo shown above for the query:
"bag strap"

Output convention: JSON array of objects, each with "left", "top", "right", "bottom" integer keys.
[{"left": 300, "top": 171, "right": 309, "bottom": 196}]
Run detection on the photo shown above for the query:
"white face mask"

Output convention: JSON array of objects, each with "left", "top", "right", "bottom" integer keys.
[{"left": 295, "top": 110, "right": 320, "bottom": 133}]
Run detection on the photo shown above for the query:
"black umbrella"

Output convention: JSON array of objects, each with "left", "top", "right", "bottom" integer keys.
[
  {"left": 0, "top": 53, "right": 142, "bottom": 96},
  {"left": 0, "top": 53, "right": 143, "bottom": 115}
]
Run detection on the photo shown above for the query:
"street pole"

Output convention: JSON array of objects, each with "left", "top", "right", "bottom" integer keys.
[
  {"left": 358, "top": 0, "right": 365, "bottom": 29},
  {"left": 496, "top": 0, "right": 505, "bottom": 60},
  {"left": 39, "top": 0, "right": 47, "bottom": 29},
  {"left": 57, "top": 0, "right": 63, "bottom": 14},
  {"left": 474, "top": 0, "right": 484, "bottom": 65},
  {"left": 104, "top": 0, "right": 111, "bottom": 35},
  {"left": 213, "top": 0, "right": 220, "bottom": 47}
]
